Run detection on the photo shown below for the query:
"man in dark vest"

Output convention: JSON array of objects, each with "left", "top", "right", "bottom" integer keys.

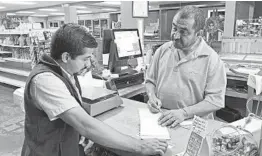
[{"left": 21, "top": 23, "right": 167, "bottom": 156}]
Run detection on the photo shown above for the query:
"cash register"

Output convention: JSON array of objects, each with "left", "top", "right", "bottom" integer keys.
[{"left": 93, "top": 29, "right": 145, "bottom": 89}]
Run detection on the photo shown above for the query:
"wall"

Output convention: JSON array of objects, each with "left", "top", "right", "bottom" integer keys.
[
  {"left": 160, "top": 9, "right": 177, "bottom": 40},
  {"left": 28, "top": 17, "right": 48, "bottom": 28},
  {"left": 144, "top": 11, "right": 159, "bottom": 26},
  {"left": 46, "top": 13, "right": 111, "bottom": 23},
  {"left": 158, "top": 6, "right": 225, "bottom": 40},
  {"left": 253, "top": 1, "right": 262, "bottom": 18},
  {"left": 48, "top": 16, "right": 65, "bottom": 21},
  {"left": 78, "top": 13, "right": 110, "bottom": 20},
  {"left": 120, "top": 1, "right": 137, "bottom": 29},
  {"left": 236, "top": 1, "right": 252, "bottom": 20}
]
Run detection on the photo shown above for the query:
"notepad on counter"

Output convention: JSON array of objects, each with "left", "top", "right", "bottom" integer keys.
[{"left": 138, "top": 108, "right": 171, "bottom": 140}]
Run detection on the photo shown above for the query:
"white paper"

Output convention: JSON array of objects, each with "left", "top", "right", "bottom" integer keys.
[
  {"left": 138, "top": 108, "right": 170, "bottom": 140},
  {"left": 234, "top": 67, "right": 260, "bottom": 75},
  {"left": 78, "top": 71, "right": 105, "bottom": 89},
  {"left": 132, "top": 1, "right": 148, "bottom": 17}
]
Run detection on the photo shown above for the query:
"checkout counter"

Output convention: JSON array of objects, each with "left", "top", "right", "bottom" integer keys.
[
  {"left": 87, "top": 97, "right": 261, "bottom": 156},
  {"left": 95, "top": 98, "right": 222, "bottom": 155}
]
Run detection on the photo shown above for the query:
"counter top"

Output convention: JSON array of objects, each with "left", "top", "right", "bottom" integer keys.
[
  {"left": 118, "top": 84, "right": 146, "bottom": 98},
  {"left": 96, "top": 98, "right": 224, "bottom": 155}
]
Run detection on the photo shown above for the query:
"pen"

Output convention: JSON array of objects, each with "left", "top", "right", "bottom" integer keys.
[{"left": 157, "top": 106, "right": 163, "bottom": 114}]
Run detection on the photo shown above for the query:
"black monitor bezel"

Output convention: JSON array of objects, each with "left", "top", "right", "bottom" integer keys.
[{"left": 112, "top": 29, "right": 143, "bottom": 60}]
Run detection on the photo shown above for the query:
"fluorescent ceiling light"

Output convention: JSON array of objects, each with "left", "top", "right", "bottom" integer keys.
[
  {"left": 73, "top": 6, "right": 86, "bottom": 9},
  {"left": 102, "top": 8, "right": 117, "bottom": 11},
  {"left": 77, "top": 10, "right": 92, "bottom": 14},
  {"left": 30, "top": 14, "right": 48, "bottom": 17},
  {"left": 38, "top": 8, "right": 58, "bottom": 11},
  {"left": 16, "top": 11, "right": 35, "bottom": 14},
  {"left": 50, "top": 12, "right": 65, "bottom": 15},
  {"left": 6, "top": 13, "right": 16, "bottom": 16},
  {"left": 1, "top": 1, "right": 36, "bottom": 5},
  {"left": 101, "top": 1, "right": 121, "bottom": 5},
  {"left": 0, "top": 6, "right": 5, "bottom": 9}
]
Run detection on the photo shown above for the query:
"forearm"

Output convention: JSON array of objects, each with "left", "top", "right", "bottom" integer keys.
[
  {"left": 59, "top": 107, "right": 141, "bottom": 154},
  {"left": 183, "top": 100, "right": 222, "bottom": 119},
  {"left": 146, "top": 82, "right": 156, "bottom": 98},
  {"left": 82, "top": 116, "right": 141, "bottom": 154}
]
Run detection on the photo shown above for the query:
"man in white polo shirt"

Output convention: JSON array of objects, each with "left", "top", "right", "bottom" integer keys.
[{"left": 146, "top": 6, "right": 227, "bottom": 128}]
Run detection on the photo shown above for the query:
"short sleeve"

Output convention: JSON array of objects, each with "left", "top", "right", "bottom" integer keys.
[
  {"left": 204, "top": 53, "right": 227, "bottom": 108},
  {"left": 30, "top": 72, "right": 80, "bottom": 121},
  {"left": 145, "top": 46, "right": 162, "bottom": 86}
]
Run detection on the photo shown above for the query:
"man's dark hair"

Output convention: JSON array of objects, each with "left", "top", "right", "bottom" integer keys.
[
  {"left": 177, "top": 5, "right": 205, "bottom": 32},
  {"left": 50, "top": 23, "right": 98, "bottom": 60}
]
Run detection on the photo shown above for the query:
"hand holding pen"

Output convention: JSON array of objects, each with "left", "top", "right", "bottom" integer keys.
[{"left": 147, "top": 94, "right": 163, "bottom": 114}]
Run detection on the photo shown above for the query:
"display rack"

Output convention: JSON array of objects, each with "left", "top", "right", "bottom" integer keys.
[
  {"left": 0, "top": 32, "right": 31, "bottom": 60},
  {"left": 0, "top": 29, "right": 54, "bottom": 87},
  {"left": 78, "top": 18, "right": 108, "bottom": 38},
  {"left": 220, "top": 18, "right": 262, "bottom": 100},
  {"left": 235, "top": 18, "right": 262, "bottom": 37},
  {"left": 93, "top": 19, "right": 101, "bottom": 38}
]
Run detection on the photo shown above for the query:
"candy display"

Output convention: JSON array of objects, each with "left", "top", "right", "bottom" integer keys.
[{"left": 212, "top": 125, "right": 258, "bottom": 156}]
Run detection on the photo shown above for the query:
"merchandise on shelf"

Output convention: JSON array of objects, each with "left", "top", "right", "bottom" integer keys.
[
  {"left": 29, "top": 30, "right": 54, "bottom": 68},
  {"left": 0, "top": 29, "right": 54, "bottom": 67},
  {"left": 235, "top": 17, "right": 262, "bottom": 37},
  {"left": 13, "top": 47, "right": 31, "bottom": 60}
]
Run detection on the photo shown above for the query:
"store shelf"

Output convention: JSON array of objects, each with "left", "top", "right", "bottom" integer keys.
[
  {"left": 0, "top": 75, "right": 25, "bottom": 88},
  {"left": 0, "top": 44, "right": 30, "bottom": 48},
  {"left": 0, "top": 57, "right": 29, "bottom": 88},
  {"left": 0, "top": 66, "right": 30, "bottom": 77},
  {"left": 0, "top": 51, "right": 12, "bottom": 58},
  {"left": 0, "top": 31, "right": 30, "bottom": 35},
  {"left": 226, "top": 88, "right": 247, "bottom": 99},
  {"left": 0, "top": 51, "right": 12, "bottom": 54},
  {"left": 3, "top": 57, "right": 31, "bottom": 63}
]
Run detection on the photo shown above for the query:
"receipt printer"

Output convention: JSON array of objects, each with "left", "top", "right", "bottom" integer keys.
[{"left": 81, "top": 86, "right": 123, "bottom": 116}]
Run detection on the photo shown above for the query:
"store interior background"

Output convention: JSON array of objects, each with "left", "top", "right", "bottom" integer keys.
[
  {"left": 1, "top": 1, "right": 262, "bottom": 155},
  {"left": 0, "top": 1, "right": 262, "bottom": 125}
]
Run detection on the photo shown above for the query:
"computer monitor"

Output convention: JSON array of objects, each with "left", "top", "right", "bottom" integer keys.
[
  {"left": 112, "top": 29, "right": 143, "bottom": 59},
  {"left": 102, "top": 29, "right": 143, "bottom": 75}
]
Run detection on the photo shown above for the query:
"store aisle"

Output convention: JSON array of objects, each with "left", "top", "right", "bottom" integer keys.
[{"left": 0, "top": 84, "right": 24, "bottom": 156}]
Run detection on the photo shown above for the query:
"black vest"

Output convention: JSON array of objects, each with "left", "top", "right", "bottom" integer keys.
[{"left": 21, "top": 54, "right": 83, "bottom": 156}]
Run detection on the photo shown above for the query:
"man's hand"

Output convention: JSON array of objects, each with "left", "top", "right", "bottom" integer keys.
[
  {"left": 147, "top": 95, "right": 162, "bottom": 113},
  {"left": 140, "top": 139, "right": 168, "bottom": 156},
  {"left": 158, "top": 109, "right": 186, "bottom": 128}
]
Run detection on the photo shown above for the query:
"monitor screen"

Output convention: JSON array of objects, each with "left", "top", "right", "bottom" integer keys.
[{"left": 112, "top": 29, "right": 142, "bottom": 59}]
